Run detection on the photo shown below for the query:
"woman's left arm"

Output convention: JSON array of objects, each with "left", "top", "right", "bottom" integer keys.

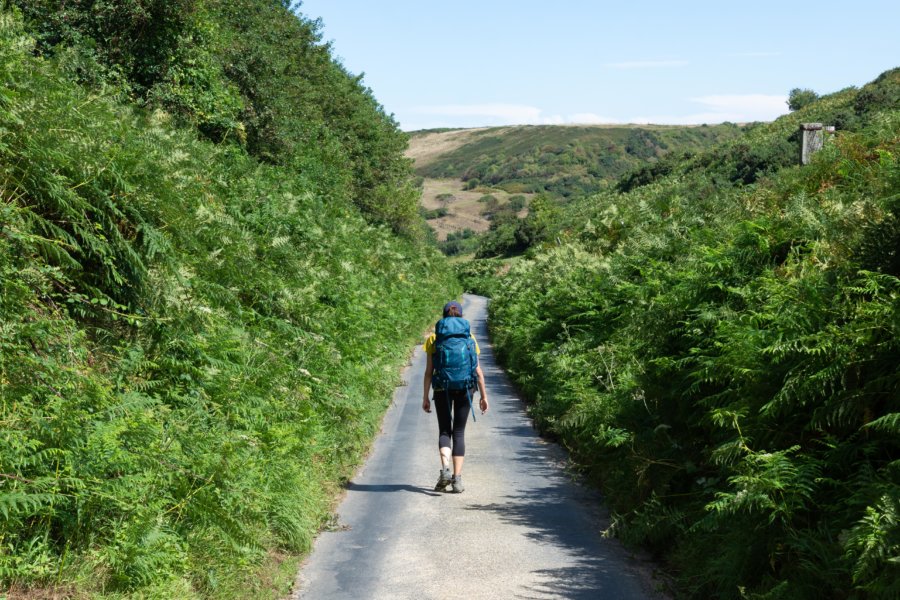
[{"left": 475, "top": 365, "right": 488, "bottom": 414}]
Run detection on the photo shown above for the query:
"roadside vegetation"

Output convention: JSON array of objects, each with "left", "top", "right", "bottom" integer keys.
[
  {"left": 487, "top": 69, "right": 900, "bottom": 599},
  {"left": 0, "top": 4, "right": 455, "bottom": 597}
]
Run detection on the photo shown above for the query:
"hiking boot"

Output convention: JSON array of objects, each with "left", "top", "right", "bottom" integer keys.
[
  {"left": 434, "top": 468, "right": 452, "bottom": 491},
  {"left": 451, "top": 475, "right": 464, "bottom": 494}
]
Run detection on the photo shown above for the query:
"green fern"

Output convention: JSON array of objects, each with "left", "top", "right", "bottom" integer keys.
[{"left": 844, "top": 494, "right": 900, "bottom": 597}]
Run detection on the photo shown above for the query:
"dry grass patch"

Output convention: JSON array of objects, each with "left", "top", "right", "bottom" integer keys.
[
  {"left": 2, "top": 585, "right": 83, "bottom": 600},
  {"left": 419, "top": 178, "right": 531, "bottom": 241},
  {"left": 405, "top": 128, "right": 490, "bottom": 170}
]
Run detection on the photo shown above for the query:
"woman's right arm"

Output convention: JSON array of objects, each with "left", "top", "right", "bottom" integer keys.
[
  {"left": 422, "top": 352, "right": 433, "bottom": 413},
  {"left": 475, "top": 365, "right": 488, "bottom": 414}
]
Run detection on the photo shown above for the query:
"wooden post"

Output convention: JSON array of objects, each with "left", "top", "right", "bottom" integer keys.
[{"left": 801, "top": 123, "right": 824, "bottom": 165}]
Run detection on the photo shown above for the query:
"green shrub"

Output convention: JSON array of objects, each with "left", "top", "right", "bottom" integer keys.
[
  {"left": 455, "top": 259, "right": 507, "bottom": 296},
  {"left": 421, "top": 207, "right": 449, "bottom": 219},
  {"left": 788, "top": 87, "right": 819, "bottom": 111},
  {"left": 439, "top": 228, "right": 479, "bottom": 256},
  {"left": 476, "top": 194, "right": 558, "bottom": 258},
  {"left": 14, "top": 0, "right": 422, "bottom": 236},
  {"left": 507, "top": 195, "right": 526, "bottom": 212}
]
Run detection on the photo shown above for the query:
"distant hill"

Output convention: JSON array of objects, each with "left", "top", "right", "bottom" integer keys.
[
  {"left": 408, "top": 123, "right": 747, "bottom": 198},
  {"left": 407, "top": 123, "right": 747, "bottom": 247}
]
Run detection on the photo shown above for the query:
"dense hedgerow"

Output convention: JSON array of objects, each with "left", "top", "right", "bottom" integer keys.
[
  {"left": 0, "top": 10, "right": 456, "bottom": 598},
  {"left": 454, "top": 258, "right": 509, "bottom": 297},
  {"left": 14, "top": 0, "right": 422, "bottom": 236},
  {"left": 489, "top": 70, "right": 899, "bottom": 599}
]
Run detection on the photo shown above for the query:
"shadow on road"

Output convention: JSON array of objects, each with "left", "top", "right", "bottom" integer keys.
[
  {"left": 467, "top": 335, "right": 649, "bottom": 598},
  {"left": 345, "top": 481, "right": 441, "bottom": 497},
  {"left": 467, "top": 490, "right": 642, "bottom": 599}
]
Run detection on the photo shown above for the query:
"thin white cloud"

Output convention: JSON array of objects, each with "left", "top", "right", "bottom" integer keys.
[
  {"left": 630, "top": 93, "right": 788, "bottom": 124},
  {"left": 570, "top": 113, "right": 619, "bottom": 124},
  {"left": 630, "top": 112, "right": 749, "bottom": 125},
  {"left": 726, "top": 51, "right": 782, "bottom": 58},
  {"left": 410, "top": 104, "right": 619, "bottom": 127},
  {"left": 692, "top": 94, "right": 787, "bottom": 115},
  {"left": 605, "top": 59, "right": 688, "bottom": 69},
  {"left": 412, "top": 103, "right": 543, "bottom": 121}
]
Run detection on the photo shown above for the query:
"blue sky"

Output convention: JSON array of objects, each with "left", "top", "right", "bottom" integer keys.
[{"left": 298, "top": 1, "right": 899, "bottom": 131}]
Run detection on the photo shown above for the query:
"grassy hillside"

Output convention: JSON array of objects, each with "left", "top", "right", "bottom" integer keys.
[
  {"left": 409, "top": 123, "right": 746, "bottom": 198},
  {"left": 487, "top": 69, "right": 900, "bottom": 599},
  {"left": 409, "top": 123, "right": 748, "bottom": 257},
  {"left": 0, "top": 6, "right": 455, "bottom": 598}
]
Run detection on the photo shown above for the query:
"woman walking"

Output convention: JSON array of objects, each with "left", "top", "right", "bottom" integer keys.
[{"left": 422, "top": 300, "right": 488, "bottom": 493}]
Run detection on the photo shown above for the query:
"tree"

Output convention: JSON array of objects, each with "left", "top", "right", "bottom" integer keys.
[{"left": 787, "top": 88, "right": 819, "bottom": 111}]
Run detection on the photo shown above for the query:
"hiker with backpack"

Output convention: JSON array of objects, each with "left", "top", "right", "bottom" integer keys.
[{"left": 422, "top": 300, "right": 488, "bottom": 493}]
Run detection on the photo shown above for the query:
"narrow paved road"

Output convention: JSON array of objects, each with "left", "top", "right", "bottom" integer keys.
[{"left": 293, "top": 295, "right": 659, "bottom": 599}]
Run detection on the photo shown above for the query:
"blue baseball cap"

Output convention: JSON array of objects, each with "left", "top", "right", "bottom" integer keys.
[{"left": 443, "top": 301, "right": 463, "bottom": 317}]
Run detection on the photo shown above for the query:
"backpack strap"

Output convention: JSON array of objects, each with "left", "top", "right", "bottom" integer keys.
[
  {"left": 436, "top": 333, "right": 469, "bottom": 341},
  {"left": 446, "top": 388, "right": 453, "bottom": 426}
]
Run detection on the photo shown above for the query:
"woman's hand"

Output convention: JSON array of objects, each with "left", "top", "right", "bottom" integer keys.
[
  {"left": 479, "top": 394, "right": 489, "bottom": 415},
  {"left": 422, "top": 395, "right": 431, "bottom": 413}
]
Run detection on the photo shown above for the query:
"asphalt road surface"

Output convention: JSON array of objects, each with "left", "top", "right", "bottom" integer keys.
[{"left": 293, "top": 295, "right": 660, "bottom": 600}]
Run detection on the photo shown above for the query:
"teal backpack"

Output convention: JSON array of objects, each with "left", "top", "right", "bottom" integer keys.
[{"left": 432, "top": 316, "right": 478, "bottom": 421}]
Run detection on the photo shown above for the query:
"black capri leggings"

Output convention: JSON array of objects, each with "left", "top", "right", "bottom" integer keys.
[{"left": 434, "top": 389, "right": 472, "bottom": 457}]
